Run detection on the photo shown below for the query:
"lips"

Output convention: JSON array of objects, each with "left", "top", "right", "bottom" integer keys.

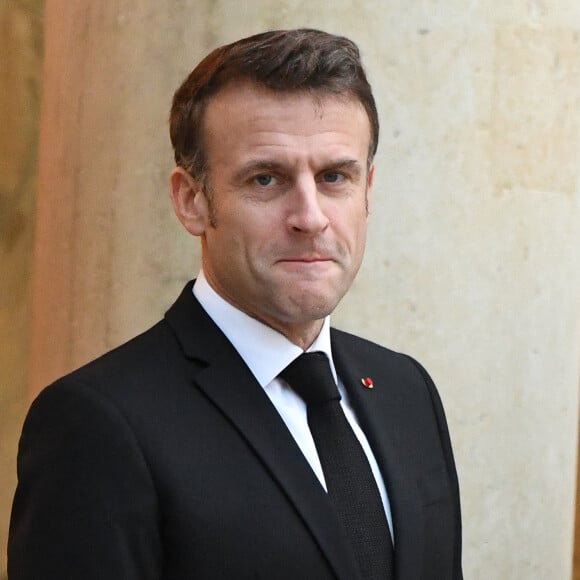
[
  {"left": 274, "top": 244, "right": 343, "bottom": 266},
  {"left": 280, "top": 257, "right": 330, "bottom": 262},
  {"left": 279, "top": 257, "right": 332, "bottom": 263}
]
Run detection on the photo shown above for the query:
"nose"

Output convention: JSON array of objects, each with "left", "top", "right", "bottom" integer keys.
[{"left": 286, "top": 177, "right": 330, "bottom": 234}]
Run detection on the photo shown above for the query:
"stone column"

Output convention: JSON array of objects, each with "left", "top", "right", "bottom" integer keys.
[
  {"left": 0, "top": 0, "right": 43, "bottom": 576},
  {"left": 28, "top": 1, "right": 580, "bottom": 579},
  {"left": 29, "top": 1, "right": 207, "bottom": 390}
]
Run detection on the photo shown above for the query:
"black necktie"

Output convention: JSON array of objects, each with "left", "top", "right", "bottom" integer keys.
[{"left": 280, "top": 352, "right": 394, "bottom": 580}]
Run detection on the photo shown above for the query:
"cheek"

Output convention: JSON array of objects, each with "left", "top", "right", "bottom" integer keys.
[
  {"left": 211, "top": 214, "right": 274, "bottom": 265},
  {"left": 333, "top": 207, "right": 368, "bottom": 243}
]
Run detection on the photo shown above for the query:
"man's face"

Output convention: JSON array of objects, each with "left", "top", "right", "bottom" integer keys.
[{"left": 172, "top": 82, "right": 373, "bottom": 346}]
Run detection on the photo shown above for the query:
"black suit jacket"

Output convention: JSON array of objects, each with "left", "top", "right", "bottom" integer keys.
[{"left": 9, "top": 282, "right": 462, "bottom": 579}]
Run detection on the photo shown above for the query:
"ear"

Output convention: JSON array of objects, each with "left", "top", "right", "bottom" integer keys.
[
  {"left": 366, "top": 163, "right": 375, "bottom": 214},
  {"left": 367, "top": 163, "right": 375, "bottom": 190},
  {"left": 169, "top": 167, "right": 210, "bottom": 236}
]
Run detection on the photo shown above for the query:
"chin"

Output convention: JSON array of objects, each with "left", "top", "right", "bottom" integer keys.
[{"left": 285, "top": 295, "right": 341, "bottom": 322}]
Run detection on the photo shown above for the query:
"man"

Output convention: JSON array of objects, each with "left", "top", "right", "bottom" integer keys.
[{"left": 9, "top": 29, "right": 462, "bottom": 579}]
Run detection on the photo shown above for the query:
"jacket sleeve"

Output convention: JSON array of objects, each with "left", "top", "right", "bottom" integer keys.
[
  {"left": 405, "top": 355, "right": 463, "bottom": 580},
  {"left": 8, "top": 380, "right": 163, "bottom": 580}
]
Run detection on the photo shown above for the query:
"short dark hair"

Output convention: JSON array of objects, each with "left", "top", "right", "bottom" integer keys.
[{"left": 169, "top": 29, "right": 379, "bottom": 180}]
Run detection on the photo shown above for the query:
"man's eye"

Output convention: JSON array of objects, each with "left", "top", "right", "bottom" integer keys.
[
  {"left": 322, "top": 172, "right": 344, "bottom": 183},
  {"left": 254, "top": 174, "right": 275, "bottom": 186}
]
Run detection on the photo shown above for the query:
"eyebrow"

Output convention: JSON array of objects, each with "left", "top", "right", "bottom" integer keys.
[
  {"left": 232, "top": 158, "right": 363, "bottom": 182},
  {"left": 232, "top": 160, "right": 286, "bottom": 183},
  {"left": 326, "top": 159, "right": 362, "bottom": 175}
]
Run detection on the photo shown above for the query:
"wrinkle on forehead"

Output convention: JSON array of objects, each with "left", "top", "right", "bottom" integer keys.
[
  {"left": 202, "top": 81, "right": 372, "bottom": 181},
  {"left": 206, "top": 80, "right": 369, "bottom": 134}
]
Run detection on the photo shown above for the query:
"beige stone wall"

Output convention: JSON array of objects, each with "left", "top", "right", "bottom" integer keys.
[
  {"left": 4, "top": 1, "right": 580, "bottom": 578},
  {"left": 0, "top": 0, "right": 43, "bottom": 576},
  {"left": 336, "top": 7, "right": 580, "bottom": 579}
]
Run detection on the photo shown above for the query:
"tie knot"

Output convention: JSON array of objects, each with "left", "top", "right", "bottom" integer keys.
[{"left": 280, "top": 352, "right": 340, "bottom": 406}]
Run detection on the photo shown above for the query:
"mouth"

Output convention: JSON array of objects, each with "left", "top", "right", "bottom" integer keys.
[
  {"left": 277, "top": 257, "right": 334, "bottom": 264},
  {"left": 275, "top": 257, "right": 336, "bottom": 276}
]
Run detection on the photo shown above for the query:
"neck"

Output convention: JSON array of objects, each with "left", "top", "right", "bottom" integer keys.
[{"left": 264, "top": 318, "right": 325, "bottom": 351}]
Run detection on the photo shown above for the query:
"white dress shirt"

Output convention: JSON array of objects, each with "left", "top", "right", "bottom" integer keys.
[{"left": 193, "top": 271, "right": 394, "bottom": 537}]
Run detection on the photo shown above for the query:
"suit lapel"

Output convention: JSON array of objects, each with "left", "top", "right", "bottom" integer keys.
[
  {"left": 331, "top": 330, "right": 425, "bottom": 580},
  {"left": 165, "top": 284, "right": 360, "bottom": 580}
]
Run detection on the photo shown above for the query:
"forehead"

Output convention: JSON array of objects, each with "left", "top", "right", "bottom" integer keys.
[{"left": 202, "top": 82, "right": 371, "bottom": 164}]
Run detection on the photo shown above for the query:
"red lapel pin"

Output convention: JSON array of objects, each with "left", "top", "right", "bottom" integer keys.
[{"left": 361, "top": 377, "right": 374, "bottom": 389}]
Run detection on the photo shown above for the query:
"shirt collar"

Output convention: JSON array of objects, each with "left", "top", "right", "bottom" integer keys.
[{"left": 193, "top": 270, "right": 337, "bottom": 387}]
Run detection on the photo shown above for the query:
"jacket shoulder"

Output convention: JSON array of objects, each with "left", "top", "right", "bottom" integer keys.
[
  {"left": 38, "top": 318, "right": 188, "bottom": 406},
  {"left": 330, "top": 326, "right": 421, "bottom": 372}
]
